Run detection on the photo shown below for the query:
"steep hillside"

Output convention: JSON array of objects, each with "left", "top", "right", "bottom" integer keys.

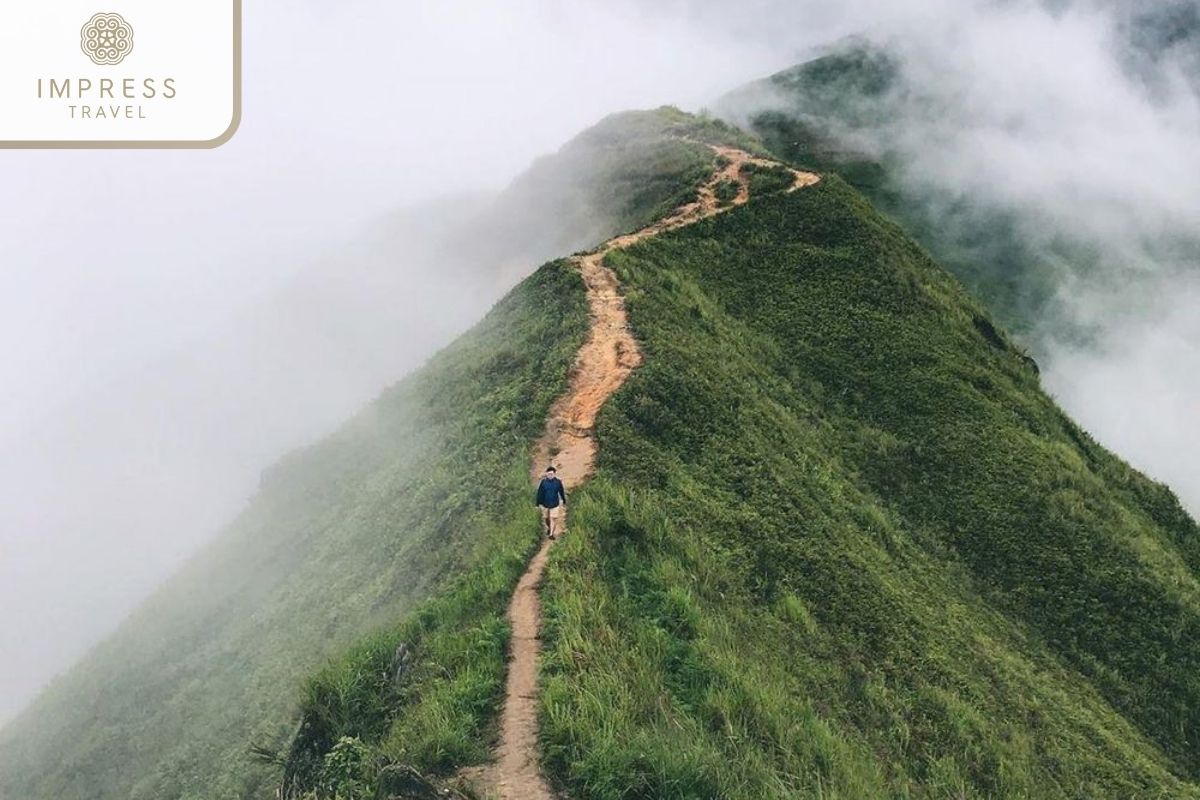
[
  {"left": 0, "top": 259, "right": 588, "bottom": 800},
  {"left": 0, "top": 109, "right": 753, "bottom": 800},
  {"left": 541, "top": 174, "right": 1200, "bottom": 798},
  {"left": 0, "top": 105, "right": 733, "bottom": 709},
  {"left": 277, "top": 125, "right": 1200, "bottom": 798},
  {"left": 4, "top": 105, "right": 1199, "bottom": 800},
  {"left": 719, "top": 39, "right": 1200, "bottom": 356},
  {"left": 0, "top": 102, "right": 736, "bottom": 742},
  {"left": 717, "top": 44, "right": 1069, "bottom": 340}
]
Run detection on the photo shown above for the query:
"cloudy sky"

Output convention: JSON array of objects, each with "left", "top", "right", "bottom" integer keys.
[{"left": 1, "top": 0, "right": 1197, "bottom": 723}]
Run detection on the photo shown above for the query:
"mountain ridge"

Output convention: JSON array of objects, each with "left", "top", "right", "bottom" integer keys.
[{"left": 3, "top": 105, "right": 1199, "bottom": 800}]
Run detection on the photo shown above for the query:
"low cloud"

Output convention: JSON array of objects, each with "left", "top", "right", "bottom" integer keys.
[
  {"left": 886, "top": 1, "right": 1200, "bottom": 510},
  {"left": 722, "top": 0, "right": 1200, "bottom": 508}
]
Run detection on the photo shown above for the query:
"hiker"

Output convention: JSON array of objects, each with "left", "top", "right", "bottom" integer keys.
[{"left": 535, "top": 466, "right": 567, "bottom": 539}]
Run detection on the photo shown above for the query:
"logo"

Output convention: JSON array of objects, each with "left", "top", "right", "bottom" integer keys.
[
  {"left": 1, "top": 1, "right": 240, "bottom": 148},
  {"left": 80, "top": 12, "right": 134, "bottom": 66}
]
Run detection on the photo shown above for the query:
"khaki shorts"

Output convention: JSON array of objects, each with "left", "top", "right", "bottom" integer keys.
[{"left": 538, "top": 504, "right": 566, "bottom": 537}]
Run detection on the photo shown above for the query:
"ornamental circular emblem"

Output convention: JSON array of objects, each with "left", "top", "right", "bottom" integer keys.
[{"left": 80, "top": 12, "right": 134, "bottom": 66}]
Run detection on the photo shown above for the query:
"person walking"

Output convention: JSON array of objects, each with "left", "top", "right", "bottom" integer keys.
[{"left": 535, "top": 466, "right": 567, "bottom": 539}]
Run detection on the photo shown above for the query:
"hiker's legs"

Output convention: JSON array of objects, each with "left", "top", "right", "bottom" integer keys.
[
  {"left": 550, "top": 504, "right": 566, "bottom": 538},
  {"left": 538, "top": 505, "right": 552, "bottom": 536}
]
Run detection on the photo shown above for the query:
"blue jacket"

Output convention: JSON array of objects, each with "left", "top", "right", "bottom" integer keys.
[{"left": 535, "top": 477, "right": 567, "bottom": 508}]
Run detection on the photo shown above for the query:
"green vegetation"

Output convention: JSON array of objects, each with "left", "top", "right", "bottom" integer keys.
[
  {"left": 277, "top": 154, "right": 1200, "bottom": 800},
  {"left": 540, "top": 176, "right": 1200, "bottom": 797},
  {"left": 0, "top": 105, "right": 756, "bottom": 800},
  {"left": 278, "top": 453, "right": 559, "bottom": 797},
  {"left": 739, "top": 161, "right": 795, "bottom": 196},
  {"left": 498, "top": 106, "right": 765, "bottom": 256},
  {"left": 713, "top": 179, "right": 740, "bottom": 206},
  {"left": 4, "top": 105, "right": 1199, "bottom": 800},
  {"left": 0, "top": 260, "right": 587, "bottom": 800},
  {"left": 719, "top": 45, "right": 1069, "bottom": 337}
]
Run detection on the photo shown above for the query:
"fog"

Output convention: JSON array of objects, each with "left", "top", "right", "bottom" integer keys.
[
  {"left": 0, "top": 0, "right": 798, "bottom": 725},
  {"left": 723, "top": 0, "right": 1200, "bottom": 504},
  {"left": 2, "top": 0, "right": 1198, "bottom": 725},
  {"left": 857, "top": 1, "right": 1200, "bottom": 514}
]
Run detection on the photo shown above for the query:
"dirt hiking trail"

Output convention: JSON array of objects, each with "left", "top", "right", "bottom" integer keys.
[{"left": 472, "top": 146, "right": 819, "bottom": 800}]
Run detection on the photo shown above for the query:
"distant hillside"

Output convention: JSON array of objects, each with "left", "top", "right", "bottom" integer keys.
[
  {"left": 717, "top": 36, "right": 1200, "bottom": 351},
  {"left": 1118, "top": 0, "right": 1200, "bottom": 87},
  {"left": 717, "top": 43, "right": 1070, "bottom": 340}
]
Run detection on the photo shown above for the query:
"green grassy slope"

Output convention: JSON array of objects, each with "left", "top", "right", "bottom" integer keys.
[
  {"left": 468, "top": 105, "right": 764, "bottom": 267},
  {"left": 7, "top": 107, "right": 1199, "bottom": 800},
  {"left": 539, "top": 176, "right": 1200, "bottom": 798},
  {"left": 722, "top": 43, "right": 1200, "bottom": 351},
  {"left": 718, "top": 45, "right": 1072, "bottom": 340},
  {"left": 0, "top": 108, "right": 748, "bottom": 800},
  {"left": 280, "top": 143, "right": 1200, "bottom": 799},
  {"left": 0, "top": 262, "right": 588, "bottom": 800}
]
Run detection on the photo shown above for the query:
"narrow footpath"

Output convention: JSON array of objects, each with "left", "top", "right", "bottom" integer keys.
[{"left": 479, "top": 146, "right": 819, "bottom": 799}]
